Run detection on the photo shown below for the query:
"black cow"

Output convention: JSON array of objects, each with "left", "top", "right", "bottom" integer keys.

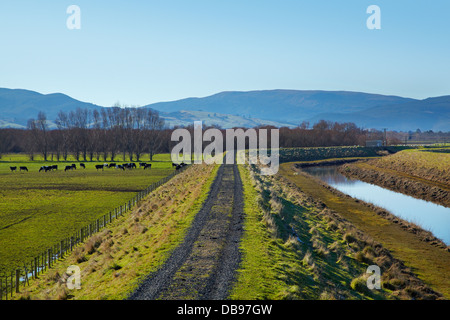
[
  {"left": 51, "top": 165, "right": 58, "bottom": 170},
  {"left": 116, "top": 164, "right": 125, "bottom": 171},
  {"left": 20, "top": 166, "right": 28, "bottom": 172},
  {"left": 10, "top": 166, "right": 17, "bottom": 172},
  {"left": 109, "top": 163, "right": 116, "bottom": 168},
  {"left": 71, "top": 164, "right": 77, "bottom": 170},
  {"left": 39, "top": 166, "right": 52, "bottom": 172},
  {"left": 64, "top": 165, "right": 74, "bottom": 172},
  {"left": 123, "top": 163, "right": 136, "bottom": 169},
  {"left": 80, "top": 163, "right": 86, "bottom": 169},
  {"left": 95, "top": 164, "right": 104, "bottom": 171},
  {"left": 143, "top": 163, "right": 152, "bottom": 170}
]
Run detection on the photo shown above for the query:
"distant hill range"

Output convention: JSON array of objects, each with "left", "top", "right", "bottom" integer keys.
[{"left": 0, "top": 88, "right": 449, "bottom": 131}]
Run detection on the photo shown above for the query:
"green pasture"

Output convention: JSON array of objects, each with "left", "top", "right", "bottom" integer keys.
[{"left": 0, "top": 153, "right": 176, "bottom": 273}]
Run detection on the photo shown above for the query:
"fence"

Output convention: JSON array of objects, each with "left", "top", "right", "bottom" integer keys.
[{"left": 0, "top": 164, "right": 189, "bottom": 300}]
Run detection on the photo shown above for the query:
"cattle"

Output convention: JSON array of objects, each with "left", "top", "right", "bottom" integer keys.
[
  {"left": 116, "top": 164, "right": 125, "bottom": 171},
  {"left": 95, "top": 164, "right": 104, "bottom": 171},
  {"left": 109, "top": 163, "right": 116, "bottom": 168},
  {"left": 20, "top": 166, "right": 28, "bottom": 172},
  {"left": 10, "top": 166, "right": 17, "bottom": 172},
  {"left": 80, "top": 163, "right": 86, "bottom": 169},
  {"left": 39, "top": 166, "right": 52, "bottom": 172},
  {"left": 172, "top": 163, "right": 178, "bottom": 168},
  {"left": 71, "top": 164, "right": 77, "bottom": 170},
  {"left": 123, "top": 163, "right": 136, "bottom": 169},
  {"left": 64, "top": 165, "right": 74, "bottom": 172},
  {"left": 51, "top": 165, "right": 58, "bottom": 170},
  {"left": 143, "top": 163, "right": 152, "bottom": 170}
]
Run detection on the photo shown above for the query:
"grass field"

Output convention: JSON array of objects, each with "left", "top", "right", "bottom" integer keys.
[{"left": 0, "top": 153, "right": 175, "bottom": 273}]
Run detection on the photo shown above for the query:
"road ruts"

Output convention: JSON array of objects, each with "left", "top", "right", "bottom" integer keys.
[{"left": 128, "top": 162, "right": 245, "bottom": 300}]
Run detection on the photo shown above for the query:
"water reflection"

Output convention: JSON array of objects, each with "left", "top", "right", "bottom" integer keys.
[{"left": 302, "top": 165, "right": 450, "bottom": 245}]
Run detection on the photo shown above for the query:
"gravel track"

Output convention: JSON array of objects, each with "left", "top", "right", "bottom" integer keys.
[{"left": 128, "top": 163, "right": 244, "bottom": 300}]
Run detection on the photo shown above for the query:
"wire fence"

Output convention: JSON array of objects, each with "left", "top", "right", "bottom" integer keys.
[{"left": 0, "top": 164, "right": 189, "bottom": 300}]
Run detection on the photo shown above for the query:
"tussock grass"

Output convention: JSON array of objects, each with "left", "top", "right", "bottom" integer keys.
[{"left": 231, "top": 162, "right": 404, "bottom": 300}]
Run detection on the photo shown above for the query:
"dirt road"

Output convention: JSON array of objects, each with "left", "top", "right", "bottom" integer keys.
[{"left": 128, "top": 163, "right": 244, "bottom": 300}]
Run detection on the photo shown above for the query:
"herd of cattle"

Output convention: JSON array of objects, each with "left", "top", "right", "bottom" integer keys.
[{"left": 8, "top": 162, "right": 188, "bottom": 173}]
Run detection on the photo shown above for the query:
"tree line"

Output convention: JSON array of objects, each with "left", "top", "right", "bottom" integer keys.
[
  {"left": 3, "top": 107, "right": 443, "bottom": 162},
  {"left": 0, "top": 106, "right": 168, "bottom": 162}
]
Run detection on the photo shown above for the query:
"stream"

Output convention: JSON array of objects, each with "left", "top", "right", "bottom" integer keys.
[{"left": 302, "top": 165, "right": 450, "bottom": 245}]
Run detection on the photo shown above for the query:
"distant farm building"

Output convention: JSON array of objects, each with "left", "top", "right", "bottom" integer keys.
[{"left": 365, "top": 140, "right": 383, "bottom": 147}]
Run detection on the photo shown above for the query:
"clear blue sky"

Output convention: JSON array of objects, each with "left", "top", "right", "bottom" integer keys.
[{"left": 0, "top": 0, "right": 449, "bottom": 107}]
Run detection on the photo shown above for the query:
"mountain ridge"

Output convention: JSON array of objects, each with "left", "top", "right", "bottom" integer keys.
[{"left": 0, "top": 87, "right": 448, "bottom": 131}]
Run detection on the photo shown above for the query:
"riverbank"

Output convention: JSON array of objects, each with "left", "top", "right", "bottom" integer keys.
[
  {"left": 340, "top": 163, "right": 450, "bottom": 208},
  {"left": 280, "top": 162, "right": 450, "bottom": 299}
]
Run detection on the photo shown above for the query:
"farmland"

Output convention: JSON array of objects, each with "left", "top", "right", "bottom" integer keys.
[
  {"left": 0, "top": 154, "right": 175, "bottom": 273},
  {"left": 3, "top": 146, "right": 450, "bottom": 300}
]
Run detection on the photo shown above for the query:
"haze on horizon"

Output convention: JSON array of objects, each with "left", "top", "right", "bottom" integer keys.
[{"left": 0, "top": 0, "right": 449, "bottom": 108}]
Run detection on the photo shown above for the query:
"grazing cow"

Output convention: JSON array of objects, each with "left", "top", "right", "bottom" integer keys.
[
  {"left": 39, "top": 166, "right": 52, "bottom": 172},
  {"left": 116, "top": 164, "right": 125, "bottom": 171},
  {"left": 64, "top": 165, "right": 74, "bottom": 172},
  {"left": 10, "top": 166, "right": 17, "bottom": 172},
  {"left": 80, "top": 163, "right": 86, "bottom": 169},
  {"left": 109, "top": 163, "right": 116, "bottom": 168},
  {"left": 20, "top": 166, "right": 28, "bottom": 172},
  {"left": 172, "top": 163, "right": 178, "bottom": 168},
  {"left": 51, "top": 165, "right": 58, "bottom": 170},
  {"left": 143, "top": 163, "right": 152, "bottom": 170},
  {"left": 95, "top": 164, "right": 104, "bottom": 171},
  {"left": 139, "top": 162, "right": 147, "bottom": 168},
  {"left": 71, "top": 164, "right": 77, "bottom": 170},
  {"left": 123, "top": 163, "right": 136, "bottom": 169}
]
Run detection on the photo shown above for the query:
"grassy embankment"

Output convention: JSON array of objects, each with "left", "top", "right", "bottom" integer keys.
[
  {"left": 15, "top": 162, "right": 220, "bottom": 300},
  {"left": 230, "top": 162, "right": 443, "bottom": 300},
  {"left": 340, "top": 147, "right": 450, "bottom": 207},
  {"left": 0, "top": 154, "right": 176, "bottom": 273},
  {"left": 278, "top": 155, "right": 450, "bottom": 299}
]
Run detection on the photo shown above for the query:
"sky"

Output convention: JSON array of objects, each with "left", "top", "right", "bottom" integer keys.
[{"left": 0, "top": 0, "right": 449, "bottom": 108}]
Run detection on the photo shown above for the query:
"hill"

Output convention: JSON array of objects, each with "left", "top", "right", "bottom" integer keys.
[
  {"left": 144, "top": 90, "right": 416, "bottom": 126},
  {"left": 309, "top": 95, "right": 450, "bottom": 131},
  {"left": 1, "top": 88, "right": 448, "bottom": 131},
  {"left": 0, "top": 88, "right": 103, "bottom": 128}
]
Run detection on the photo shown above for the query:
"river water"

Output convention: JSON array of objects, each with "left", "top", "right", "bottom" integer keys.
[{"left": 302, "top": 165, "right": 450, "bottom": 245}]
